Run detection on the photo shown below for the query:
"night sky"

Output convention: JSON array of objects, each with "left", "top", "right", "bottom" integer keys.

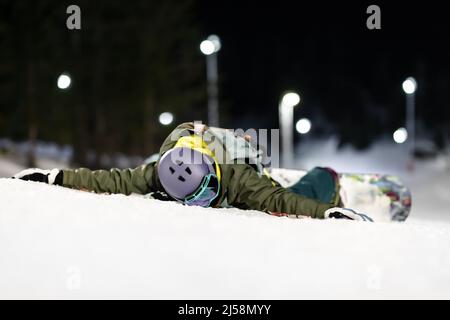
[
  {"left": 1, "top": 0, "right": 449, "bottom": 162},
  {"left": 197, "top": 1, "right": 450, "bottom": 148}
]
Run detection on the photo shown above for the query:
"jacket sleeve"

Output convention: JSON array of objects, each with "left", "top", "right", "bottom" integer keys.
[
  {"left": 61, "top": 163, "right": 160, "bottom": 195},
  {"left": 226, "top": 165, "right": 334, "bottom": 219}
]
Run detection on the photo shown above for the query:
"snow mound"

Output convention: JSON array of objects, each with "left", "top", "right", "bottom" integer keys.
[{"left": 1, "top": 178, "right": 450, "bottom": 299}]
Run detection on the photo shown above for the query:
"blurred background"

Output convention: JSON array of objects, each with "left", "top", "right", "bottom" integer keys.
[{"left": 0, "top": 0, "right": 449, "bottom": 185}]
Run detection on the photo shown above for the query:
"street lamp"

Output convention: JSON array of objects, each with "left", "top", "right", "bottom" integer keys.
[
  {"left": 296, "top": 118, "right": 311, "bottom": 135},
  {"left": 279, "top": 92, "right": 300, "bottom": 167},
  {"left": 200, "top": 35, "right": 221, "bottom": 127},
  {"left": 402, "top": 77, "right": 417, "bottom": 160},
  {"left": 159, "top": 112, "right": 174, "bottom": 126},
  {"left": 393, "top": 127, "right": 408, "bottom": 144},
  {"left": 57, "top": 73, "right": 71, "bottom": 90}
]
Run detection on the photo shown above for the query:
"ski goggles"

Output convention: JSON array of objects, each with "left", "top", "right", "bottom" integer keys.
[{"left": 183, "top": 173, "right": 220, "bottom": 207}]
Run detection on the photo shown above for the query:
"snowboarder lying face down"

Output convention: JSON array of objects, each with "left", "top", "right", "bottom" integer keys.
[{"left": 13, "top": 122, "right": 372, "bottom": 222}]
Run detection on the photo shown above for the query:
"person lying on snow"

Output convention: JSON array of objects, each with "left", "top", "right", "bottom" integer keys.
[{"left": 13, "top": 122, "right": 373, "bottom": 222}]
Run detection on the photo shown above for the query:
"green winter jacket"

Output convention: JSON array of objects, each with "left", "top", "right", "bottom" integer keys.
[{"left": 62, "top": 122, "right": 334, "bottom": 218}]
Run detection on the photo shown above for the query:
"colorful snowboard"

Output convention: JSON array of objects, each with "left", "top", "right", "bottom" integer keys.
[{"left": 268, "top": 168, "right": 412, "bottom": 222}]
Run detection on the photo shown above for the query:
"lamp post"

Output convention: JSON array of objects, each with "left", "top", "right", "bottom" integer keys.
[
  {"left": 279, "top": 92, "right": 300, "bottom": 167},
  {"left": 393, "top": 127, "right": 408, "bottom": 144},
  {"left": 159, "top": 112, "right": 174, "bottom": 126},
  {"left": 57, "top": 73, "right": 71, "bottom": 90},
  {"left": 296, "top": 118, "right": 312, "bottom": 135},
  {"left": 200, "top": 35, "right": 221, "bottom": 127},
  {"left": 402, "top": 77, "right": 417, "bottom": 163}
]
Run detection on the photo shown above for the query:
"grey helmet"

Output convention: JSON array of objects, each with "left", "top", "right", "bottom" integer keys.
[{"left": 157, "top": 147, "right": 217, "bottom": 201}]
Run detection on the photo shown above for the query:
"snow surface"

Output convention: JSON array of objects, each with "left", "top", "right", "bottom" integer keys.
[
  {"left": 1, "top": 138, "right": 450, "bottom": 299},
  {"left": 1, "top": 178, "right": 450, "bottom": 299}
]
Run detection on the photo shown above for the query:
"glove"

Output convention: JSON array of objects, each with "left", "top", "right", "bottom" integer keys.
[
  {"left": 324, "top": 207, "right": 373, "bottom": 222},
  {"left": 13, "top": 168, "right": 63, "bottom": 185}
]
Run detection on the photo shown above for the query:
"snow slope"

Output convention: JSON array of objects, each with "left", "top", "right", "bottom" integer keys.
[
  {"left": 1, "top": 178, "right": 450, "bottom": 299},
  {"left": 0, "top": 157, "right": 24, "bottom": 178},
  {"left": 295, "top": 137, "right": 450, "bottom": 222}
]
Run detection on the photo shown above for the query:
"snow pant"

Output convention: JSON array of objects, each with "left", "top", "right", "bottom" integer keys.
[{"left": 288, "top": 167, "right": 340, "bottom": 206}]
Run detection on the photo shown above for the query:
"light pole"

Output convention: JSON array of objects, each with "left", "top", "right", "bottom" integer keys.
[
  {"left": 393, "top": 127, "right": 408, "bottom": 144},
  {"left": 402, "top": 77, "right": 417, "bottom": 162},
  {"left": 296, "top": 118, "right": 312, "bottom": 135},
  {"left": 159, "top": 112, "right": 174, "bottom": 126},
  {"left": 200, "top": 35, "right": 221, "bottom": 127},
  {"left": 57, "top": 73, "right": 71, "bottom": 90},
  {"left": 279, "top": 92, "right": 300, "bottom": 167}
]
